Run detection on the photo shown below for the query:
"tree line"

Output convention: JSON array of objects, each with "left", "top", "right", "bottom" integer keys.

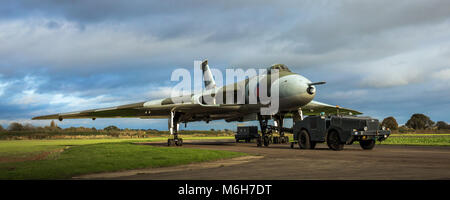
[
  {"left": 0, "top": 121, "right": 234, "bottom": 139},
  {"left": 381, "top": 113, "right": 449, "bottom": 131}
]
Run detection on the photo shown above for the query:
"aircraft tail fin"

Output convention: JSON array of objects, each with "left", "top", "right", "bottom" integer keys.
[{"left": 201, "top": 59, "right": 216, "bottom": 90}]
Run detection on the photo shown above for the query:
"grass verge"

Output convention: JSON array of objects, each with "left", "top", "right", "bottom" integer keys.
[
  {"left": 0, "top": 142, "right": 245, "bottom": 180},
  {"left": 0, "top": 137, "right": 240, "bottom": 180},
  {"left": 0, "top": 137, "right": 233, "bottom": 158}
]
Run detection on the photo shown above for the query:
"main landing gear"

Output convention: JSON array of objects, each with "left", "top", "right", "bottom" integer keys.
[
  {"left": 272, "top": 114, "right": 289, "bottom": 144},
  {"left": 167, "top": 110, "right": 183, "bottom": 146},
  {"left": 256, "top": 113, "right": 290, "bottom": 147},
  {"left": 257, "top": 114, "right": 269, "bottom": 147}
]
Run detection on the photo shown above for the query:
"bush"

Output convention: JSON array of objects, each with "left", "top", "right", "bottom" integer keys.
[
  {"left": 398, "top": 125, "right": 414, "bottom": 133},
  {"left": 381, "top": 116, "right": 398, "bottom": 130},
  {"left": 104, "top": 125, "right": 120, "bottom": 132},
  {"left": 406, "top": 114, "right": 435, "bottom": 130},
  {"left": 8, "top": 122, "right": 24, "bottom": 131},
  {"left": 22, "top": 123, "right": 36, "bottom": 131},
  {"left": 436, "top": 121, "right": 449, "bottom": 130}
]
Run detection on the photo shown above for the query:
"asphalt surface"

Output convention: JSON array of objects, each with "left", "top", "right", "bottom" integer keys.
[{"left": 114, "top": 140, "right": 450, "bottom": 180}]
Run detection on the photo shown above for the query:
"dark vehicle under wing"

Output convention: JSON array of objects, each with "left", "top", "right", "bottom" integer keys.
[{"left": 235, "top": 126, "right": 259, "bottom": 143}]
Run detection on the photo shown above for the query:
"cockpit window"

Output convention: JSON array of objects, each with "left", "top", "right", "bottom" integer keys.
[{"left": 267, "top": 64, "right": 291, "bottom": 73}]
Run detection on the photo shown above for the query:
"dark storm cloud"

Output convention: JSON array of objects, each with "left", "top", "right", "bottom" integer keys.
[{"left": 0, "top": 0, "right": 449, "bottom": 129}]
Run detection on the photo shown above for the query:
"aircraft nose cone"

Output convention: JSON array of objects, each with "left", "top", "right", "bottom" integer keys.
[{"left": 275, "top": 74, "right": 315, "bottom": 109}]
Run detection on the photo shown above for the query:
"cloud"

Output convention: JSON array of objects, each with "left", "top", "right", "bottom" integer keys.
[
  {"left": 325, "top": 89, "right": 369, "bottom": 100},
  {"left": 0, "top": 1, "right": 450, "bottom": 129},
  {"left": 361, "top": 70, "right": 424, "bottom": 88},
  {"left": 0, "top": 80, "right": 10, "bottom": 96},
  {"left": 433, "top": 68, "right": 450, "bottom": 80}
]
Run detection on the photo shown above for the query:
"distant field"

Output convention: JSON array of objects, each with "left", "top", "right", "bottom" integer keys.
[
  {"left": 0, "top": 137, "right": 240, "bottom": 180},
  {"left": 284, "top": 133, "right": 450, "bottom": 146},
  {"left": 380, "top": 134, "right": 450, "bottom": 146}
]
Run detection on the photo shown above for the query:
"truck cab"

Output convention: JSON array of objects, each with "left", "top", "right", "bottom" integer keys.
[{"left": 293, "top": 115, "right": 390, "bottom": 150}]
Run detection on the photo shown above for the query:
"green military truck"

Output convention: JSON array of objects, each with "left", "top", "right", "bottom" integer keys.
[{"left": 292, "top": 115, "right": 390, "bottom": 150}]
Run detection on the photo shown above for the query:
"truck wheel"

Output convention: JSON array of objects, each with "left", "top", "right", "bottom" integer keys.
[
  {"left": 360, "top": 140, "right": 375, "bottom": 150},
  {"left": 236, "top": 139, "right": 239, "bottom": 143},
  {"left": 298, "top": 130, "right": 312, "bottom": 149},
  {"left": 310, "top": 142, "right": 316, "bottom": 149},
  {"left": 327, "top": 131, "right": 344, "bottom": 151},
  {"left": 257, "top": 137, "right": 262, "bottom": 147}
]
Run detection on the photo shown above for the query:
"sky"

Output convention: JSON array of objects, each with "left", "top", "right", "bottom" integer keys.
[{"left": 0, "top": 0, "right": 449, "bottom": 130}]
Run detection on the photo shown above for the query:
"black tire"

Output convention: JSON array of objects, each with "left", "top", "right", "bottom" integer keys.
[
  {"left": 281, "top": 136, "right": 286, "bottom": 144},
  {"left": 290, "top": 142, "right": 294, "bottom": 149},
  {"left": 245, "top": 138, "right": 250, "bottom": 143},
  {"left": 273, "top": 136, "right": 278, "bottom": 144},
  {"left": 235, "top": 139, "right": 239, "bottom": 143},
  {"left": 263, "top": 136, "right": 270, "bottom": 147},
  {"left": 327, "top": 131, "right": 344, "bottom": 151},
  {"left": 360, "top": 140, "right": 375, "bottom": 150},
  {"left": 257, "top": 137, "right": 262, "bottom": 147},
  {"left": 298, "top": 130, "right": 311, "bottom": 149},
  {"left": 175, "top": 139, "right": 183, "bottom": 146},
  {"left": 310, "top": 141, "right": 317, "bottom": 149},
  {"left": 167, "top": 139, "right": 174, "bottom": 146}
]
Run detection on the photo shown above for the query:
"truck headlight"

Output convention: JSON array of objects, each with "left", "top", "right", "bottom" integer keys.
[
  {"left": 364, "top": 126, "right": 368, "bottom": 131},
  {"left": 382, "top": 126, "right": 386, "bottom": 130}
]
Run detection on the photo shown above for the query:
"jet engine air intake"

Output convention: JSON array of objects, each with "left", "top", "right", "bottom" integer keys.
[{"left": 306, "top": 81, "right": 326, "bottom": 95}]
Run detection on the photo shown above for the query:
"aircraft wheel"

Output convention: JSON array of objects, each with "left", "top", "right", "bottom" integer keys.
[
  {"left": 167, "top": 139, "right": 175, "bottom": 146},
  {"left": 360, "top": 140, "right": 375, "bottom": 150},
  {"left": 263, "top": 136, "right": 270, "bottom": 147},
  {"left": 282, "top": 136, "right": 289, "bottom": 144},
  {"left": 327, "top": 131, "right": 344, "bottom": 151}
]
